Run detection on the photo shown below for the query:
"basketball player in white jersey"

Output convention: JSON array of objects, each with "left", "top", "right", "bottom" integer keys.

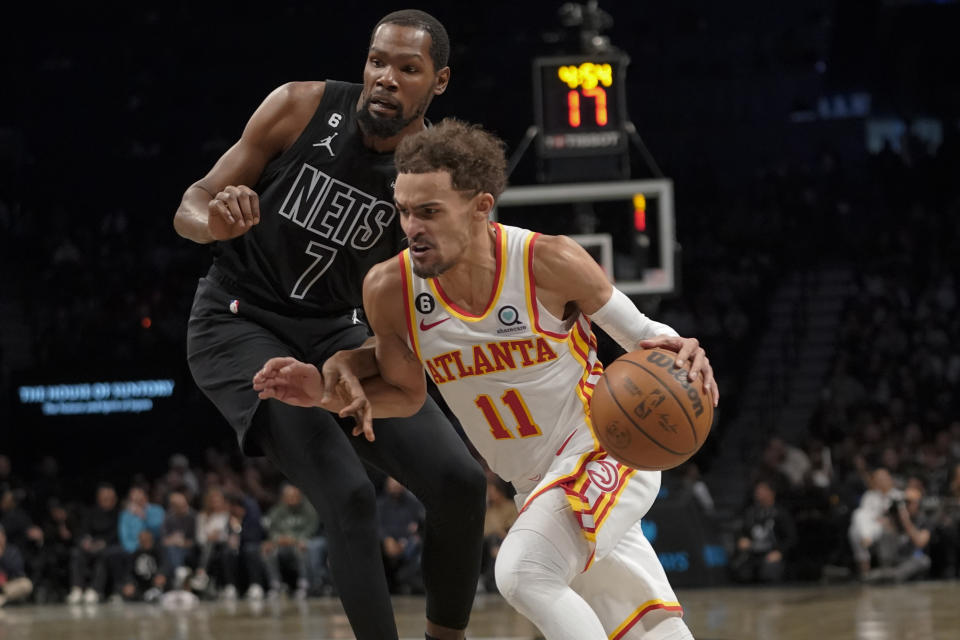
[{"left": 254, "top": 119, "right": 719, "bottom": 640}]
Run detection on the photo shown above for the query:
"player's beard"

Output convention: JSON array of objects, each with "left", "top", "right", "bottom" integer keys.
[
  {"left": 357, "top": 92, "right": 430, "bottom": 139},
  {"left": 411, "top": 259, "right": 454, "bottom": 279}
]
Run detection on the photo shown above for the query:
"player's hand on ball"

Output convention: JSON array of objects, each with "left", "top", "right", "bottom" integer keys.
[
  {"left": 252, "top": 357, "right": 324, "bottom": 407},
  {"left": 208, "top": 185, "right": 261, "bottom": 240},
  {"left": 639, "top": 335, "right": 719, "bottom": 407},
  {"left": 321, "top": 353, "right": 375, "bottom": 442}
]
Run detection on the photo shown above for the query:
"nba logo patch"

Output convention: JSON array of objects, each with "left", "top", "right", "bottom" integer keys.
[{"left": 229, "top": 299, "right": 239, "bottom": 314}]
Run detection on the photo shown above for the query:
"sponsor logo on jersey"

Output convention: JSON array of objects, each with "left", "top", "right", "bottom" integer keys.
[
  {"left": 312, "top": 133, "right": 338, "bottom": 157},
  {"left": 419, "top": 317, "right": 449, "bottom": 331},
  {"left": 424, "top": 337, "right": 558, "bottom": 384},
  {"left": 498, "top": 305, "right": 520, "bottom": 325},
  {"left": 495, "top": 304, "right": 528, "bottom": 335}
]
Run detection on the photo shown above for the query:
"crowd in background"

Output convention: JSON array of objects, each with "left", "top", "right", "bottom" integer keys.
[
  {"left": 0, "top": 450, "right": 520, "bottom": 606},
  {"left": 726, "top": 125, "right": 960, "bottom": 586}
]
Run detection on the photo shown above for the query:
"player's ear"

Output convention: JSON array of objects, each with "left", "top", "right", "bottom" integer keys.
[
  {"left": 475, "top": 192, "right": 494, "bottom": 218},
  {"left": 434, "top": 67, "right": 450, "bottom": 95}
]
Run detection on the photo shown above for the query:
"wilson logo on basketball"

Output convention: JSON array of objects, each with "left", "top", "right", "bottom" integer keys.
[{"left": 645, "top": 351, "right": 705, "bottom": 418}]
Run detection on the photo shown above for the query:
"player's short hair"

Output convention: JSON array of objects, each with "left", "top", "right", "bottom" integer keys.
[
  {"left": 395, "top": 118, "right": 507, "bottom": 200},
  {"left": 374, "top": 9, "right": 450, "bottom": 71}
]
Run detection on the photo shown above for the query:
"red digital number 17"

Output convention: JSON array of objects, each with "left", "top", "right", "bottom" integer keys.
[{"left": 567, "top": 86, "right": 608, "bottom": 128}]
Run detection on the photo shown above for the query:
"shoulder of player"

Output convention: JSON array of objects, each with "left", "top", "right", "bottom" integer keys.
[
  {"left": 362, "top": 258, "right": 405, "bottom": 314},
  {"left": 264, "top": 81, "right": 327, "bottom": 121},
  {"left": 270, "top": 81, "right": 326, "bottom": 108},
  {"left": 364, "top": 256, "right": 403, "bottom": 288},
  {"left": 531, "top": 234, "right": 587, "bottom": 283},
  {"left": 244, "top": 81, "right": 326, "bottom": 145}
]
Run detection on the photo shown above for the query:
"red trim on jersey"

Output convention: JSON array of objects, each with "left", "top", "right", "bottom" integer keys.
[
  {"left": 527, "top": 233, "right": 570, "bottom": 340},
  {"left": 519, "top": 450, "right": 604, "bottom": 516},
  {"left": 432, "top": 223, "right": 504, "bottom": 318},
  {"left": 611, "top": 602, "right": 685, "bottom": 640},
  {"left": 583, "top": 549, "right": 596, "bottom": 572},
  {"left": 556, "top": 430, "right": 578, "bottom": 456}
]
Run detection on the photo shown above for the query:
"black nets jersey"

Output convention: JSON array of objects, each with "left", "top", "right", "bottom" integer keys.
[{"left": 209, "top": 80, "right": 404, "bottom": 317}]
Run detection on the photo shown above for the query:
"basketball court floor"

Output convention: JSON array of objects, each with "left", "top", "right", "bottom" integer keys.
[{"left": 1, "top": 581, "right": 958, "bottom": 639}]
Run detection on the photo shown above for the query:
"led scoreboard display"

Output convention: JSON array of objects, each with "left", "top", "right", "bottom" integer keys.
[{"left": 534, "top": 54, "right": 629, "bottom": 158}]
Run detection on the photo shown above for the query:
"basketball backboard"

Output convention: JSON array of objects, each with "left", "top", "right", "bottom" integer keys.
[{"left": 492, "top": 179, "right": 676, "bottom": 296}]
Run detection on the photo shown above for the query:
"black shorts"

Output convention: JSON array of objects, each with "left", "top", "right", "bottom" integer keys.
[{"left": 186, "top": 275, "right": 370, "bottom": 454}]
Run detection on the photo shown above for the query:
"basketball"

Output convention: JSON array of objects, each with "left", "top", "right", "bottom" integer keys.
[{"left": 590, "top": 348, "right": 714, "bottom": 471}]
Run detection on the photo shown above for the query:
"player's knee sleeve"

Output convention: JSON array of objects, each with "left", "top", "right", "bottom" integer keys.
[
  {"left": 327, "top": 479, "right": 377, "bottom": 534},
  {"left": 494, "top": 528, "right": 572, "bottom": 607},
  {"left": 430, "top": 460, "right": 486, "bottom": 520}
]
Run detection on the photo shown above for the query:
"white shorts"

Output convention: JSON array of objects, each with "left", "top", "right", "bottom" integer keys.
[
  {"left": 572, "top": 519, "right": 683, "bottom": 638},
  {"left": 516, "top": 436, "right": 662, "bottom": 566},
  {"left": 512, "top": 480, "right": 683, "bottom": 638}
]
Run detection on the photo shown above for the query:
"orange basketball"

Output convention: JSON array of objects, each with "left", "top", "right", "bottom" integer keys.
[{"left": 590, "top": 348, "right": 714, "bottom": 471}]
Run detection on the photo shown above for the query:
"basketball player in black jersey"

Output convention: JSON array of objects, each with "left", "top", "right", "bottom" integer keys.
[{"left": 173, "top": 11, "right": 483, "bottom": 640}]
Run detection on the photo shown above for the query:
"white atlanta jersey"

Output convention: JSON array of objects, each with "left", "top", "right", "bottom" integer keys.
[{"left": 399, "top": 222, "right": 605, "bottom": 492}]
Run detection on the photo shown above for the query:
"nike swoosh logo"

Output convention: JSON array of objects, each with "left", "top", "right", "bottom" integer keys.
[{"left": 419, "top": 317, "right": 450, "bottom": 331}]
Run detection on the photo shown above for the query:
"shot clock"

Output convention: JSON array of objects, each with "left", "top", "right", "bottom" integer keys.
[{"left": 533, "top": 54, "right": 630, "bottom": 158}]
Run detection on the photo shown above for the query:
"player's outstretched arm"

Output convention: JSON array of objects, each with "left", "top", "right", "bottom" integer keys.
[
  {"left": 173, "top": 82, "right": 325, "bottom": 243},
  {"left": 254, "top": 259, "right": 428, "bottom": 441},
  {"left": 252, "top": 357, "right": 326, "bottom": 408},
  {"left": 533, "top": 234, "right": 718, "bottom": 406}
]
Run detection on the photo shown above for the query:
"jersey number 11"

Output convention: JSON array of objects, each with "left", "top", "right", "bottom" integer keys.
[{"left": 475, "top": 389, "right": 543, "bottom": 440}]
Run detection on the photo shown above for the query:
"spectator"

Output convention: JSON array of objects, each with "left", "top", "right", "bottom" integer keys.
[
  {"left": 769, "top": 437, "right": 812, "bottom": 492},
  {"left": 225, "top": 491, "right": 267, "bottom": 600},
  {"left": 67, "top": 483, "right": 126, "bottom": 604},
  {"left": 803, "top": 438, "right": 834, "bottom": 490},
  {"left": 0, "top": 456, "right": 25, "bottom": 504},
  {"left": 168, "top": 454, "right": 199, "bottom": 499},
  {"left": 121, "top": 530, "right": 166, "bottom": 602},
  {"left": 118, "top": 486, "right": 164, "bottom": 554},
  {"left": 865, "top": 484, "right": 932, "bottom": 583},
  {"left": 930, "top": 463, "right": 960, "bottom": 578},
  {"left": 37, "top": 499, "right": 76, "bottom": 603},
  {"left": 0, "top": 489, "right": 44, "bottom": 590},
  {"left": 480, "top": 474, "right": 517, "bottom": 593},
  {"left": 191, "top": 486, "right": 231, "bottom": 597},
  {"left": 28, "top": 457, "right": 63, "bottom": 523},
  {"left": 0, "top": 525, "right": 34, "bottom": 607},
  {"left": 848, "top": 468, "right": 903, "bottom": 578},
  {"left": 241, "top": 462, "right": 277, "bottom": 513},
  {"left": 376, "top": 478, "right": 424, "bottom": 595},
  {"left": 263, "top": 484, "right": 318, "bottom": 599},
  {"left": 160, "top": 491, "right": 196, "bottom": 589},
  {"left": 681, "top": 462, "right": 716, "bottom": 515},
  {"left": 731, "top": 480, "right": 797, "bottom": 583}
]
